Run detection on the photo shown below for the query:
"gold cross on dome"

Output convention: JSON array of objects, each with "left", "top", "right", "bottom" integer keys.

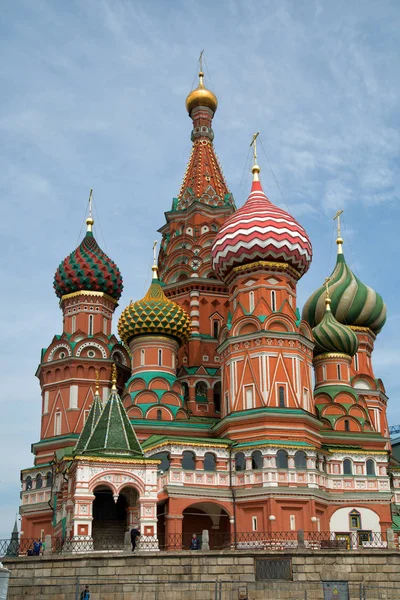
[
  {"left": 153, "top": 240, "right": 157, "bottom": 265},
  {"left": 324, "top": 276, "right": 331, "bottom": 299},
  {"left": 333, "top": 209, "right": 343, "bottom": 238},
  {"left": 198, "top": 49, "right": 204, "bottom": 72},
  {"left": 250, "top": 132, "right": 260, "bottom": 165}
]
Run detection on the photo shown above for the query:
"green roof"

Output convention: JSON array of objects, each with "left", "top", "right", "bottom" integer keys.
[
  {"left": 84, "top": 385, "right": 143, "bottom": 457},
  {"left": 392, "top": 516, "right": 400, "bottom": 531},
  {"left": 74, "top": 392, "right": 102, "bottom": 454},
  {"left": 142, "top": 434, "right": 231, "bottom": 450}
]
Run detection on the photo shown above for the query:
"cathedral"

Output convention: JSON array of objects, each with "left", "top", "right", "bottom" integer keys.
[{"left": 19, "top": 66, "right": 398, "bottom": 551}]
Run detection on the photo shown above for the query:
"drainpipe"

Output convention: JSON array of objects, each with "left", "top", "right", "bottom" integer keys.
[{"left": 229, "top": 446, "right": 237, "bottom": 549}]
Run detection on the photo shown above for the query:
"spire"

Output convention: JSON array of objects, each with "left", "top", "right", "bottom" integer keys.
[
  {"left": 86, "top": 188, "right": 94, "bottom": 233},
  {"left": 176, "top": 56, "right": 233, "bottom": 211},
  {"left": 6, "top": 517, "right": 19, "bottom": 556},
  {"left": 74, "top": 370, "right": 103, "bottom": 454},
  {"left": 83, "top": 365, "right": 143, "bottom": 457},
  {"left": 324, "top": 277, "right": 331, "bottom": 311},
  {"left": 333, "top": 209, "right": 344, "bottom": 255}
]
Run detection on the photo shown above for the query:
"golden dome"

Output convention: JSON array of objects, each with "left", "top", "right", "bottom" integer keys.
[{"left": 185, "top": 71, "right": 218, "bottom": 115}]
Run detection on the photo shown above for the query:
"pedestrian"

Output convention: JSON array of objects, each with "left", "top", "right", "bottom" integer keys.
[
  {"left": 190, "top": 533, "right": 200, "bottom": 550},
  {"left": 130, "top": 527, "right": 141, "bottom": 552},
  {"left": 80, "top": 585, "right": 90, "bottom": 599},
  {"left": 33, "top": 539, "right": 42, "bottom": 556}
]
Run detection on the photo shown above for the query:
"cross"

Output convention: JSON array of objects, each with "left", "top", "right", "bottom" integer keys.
[
  {"left": 88, "top": 188, "right": 93, "bottom": 219},
  {"left": 333, "top": 209, "right": 343, "bottom": 238},
  {"left": 250, "top": 132, "right": 260, "bottom": 165},
  {"left": 95, "top": 369, "right": 99, "bottom": 392},
  {"left": 153, "top": 240, "right": 157, "bottom": 265},
  {"left": 324, "top": 276, "right": 331, "bottom": 299},
  {"left": 198, "top": 49, "right": 204, "bottom": 72}
]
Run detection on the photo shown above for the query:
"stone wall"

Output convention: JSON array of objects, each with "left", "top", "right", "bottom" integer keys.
[{"left": 4, "top": 549, "right": 400, "bottom": 599}]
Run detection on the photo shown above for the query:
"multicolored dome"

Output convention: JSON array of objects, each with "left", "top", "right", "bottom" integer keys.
[
  {"left": 54, "top": 221, "right": 123, "bottom": 301},
  {"left": 118, "top": 266, "right": 191, "bottom": 346},
  {"left": 302, "top": 244, "right": 386, "bottom": 334},
  {"left": 212, "top": 167, "right": 312, "bottom": 280},
  {"left": 312, "top": 297, "right": 359, "bottom": 357}
]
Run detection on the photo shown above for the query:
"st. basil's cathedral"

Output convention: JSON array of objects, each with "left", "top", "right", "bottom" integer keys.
[{"left": 19, "top": 66, "right": 399, "bottom": 550}]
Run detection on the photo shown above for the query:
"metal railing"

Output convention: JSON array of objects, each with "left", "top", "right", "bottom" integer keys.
[{"left": 1, "top": 530, "right": 396, "bottom": 557}]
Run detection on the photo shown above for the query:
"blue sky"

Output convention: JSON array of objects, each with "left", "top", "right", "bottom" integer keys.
[{"left": 0, "top": 0, "right": 399, "bottom": 538}]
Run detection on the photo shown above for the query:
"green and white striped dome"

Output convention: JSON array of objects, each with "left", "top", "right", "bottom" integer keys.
[
  {"left": 303, "top": 251, "right": 386, "bottom": 334},
  {"left": 312, "top": 298, "right": 359, "bottom": 357}
]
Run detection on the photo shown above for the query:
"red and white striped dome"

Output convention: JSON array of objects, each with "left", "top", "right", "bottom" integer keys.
[{"left": 212, "top": 170, "right": 312, "bottom": 280}]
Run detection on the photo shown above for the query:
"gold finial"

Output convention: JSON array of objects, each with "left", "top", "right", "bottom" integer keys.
[
  {"left": 95, "top": 370, "right": 100, "bottom": 395},
  {"left": 152, "top": 240, "right": 159, "bottom": 279},
  {"left": 111, "top": 363, "right": 117, "bottom": 391},
  {"left": 333, "top": 210, "right": 344, "bottom": 254},
  {"left": 324, "top": 276, "right": 331, "bottom": 310},
  {"left": 250, "top": 132, "right": 260, "bottom": 181},
  {"left": 185, "top": 51, "right": 218, "bottom": 114},
  {"left": 86, "top": 189, "right": 94, "bottom": 232}
]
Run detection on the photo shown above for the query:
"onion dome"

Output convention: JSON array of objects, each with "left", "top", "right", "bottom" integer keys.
[
  {"left": 54, "top": 214, "right": 123, "bottom": 301},
  {"left": 212, "top": 164, "right": 312, "bottom": 280},
  {"left": 302, "top": 236, "right": 386, "bottom": 334},
  {"left": 186, "top": 70, "right": 218, "bottom": 114},
  {"left": 312, "top": 296, "right": 359, "bottom": 357},
  {"left": 118, "top": 264, "right": 191, "bottom": 346}
]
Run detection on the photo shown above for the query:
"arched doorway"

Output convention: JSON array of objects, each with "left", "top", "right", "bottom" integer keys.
[
  {"left": 91, "top": 485, "right": 140, "bottom": 549},
  {"left": 92, "top": 485, "right": 127, "bottom": 549},
  {"left": 182, "top": 502, "right": 230, "bottom": 550}
]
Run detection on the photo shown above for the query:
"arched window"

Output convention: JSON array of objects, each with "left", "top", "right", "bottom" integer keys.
[
  {"left": 153, "top": 452, "right": 170, "bottom": 472},
  {"left": 88, "top": 314, "right": 94, "bottom": 336},
  {"left": 276, "top": 450, "right": 288, "bottom": 469},
  {"left": 271, "top": 291, "right": 276, "bottom": 312},
  {"left": 204, "top": 453, "right": 216, "bottom": 472},
  {"left": 182, "top": 382, "right": 189, "bottom": 403},
  {"left": 294, "top": 451, "right": 307, "bottom": 470},
  {"left": 158, "top": 349, "right": 162, "bottom": 366},
  {"left": 25, "top": 476, "right": 32, "bottom": 491},
  {"left": 213, "top": 382, "right": 221, "bottom": 413},
  {"left": 343, "top": 459, "right": 352, "bottom": 475},
  {"left": 195, "top": 381, "right": 208, "bottom": 402},
  {"left": 278, "top": 386, "right": 285, "bottom": 408},
  {"left": 322, "top": 457, "right": 327, "bottom": 473},
  {"left": 344, "top": 419, "right": 350, "bottom": 432},
  {"left": 354, "top": 353, "right": 359, "bottom": 371},
  {"left": 141, "top": 349, "right": 145, "bottom": 366},
  {"left": 71, "top": 315, "right": 76, "bottom": 333},
  {"left": 366, "top": 459, "right": 375, "bottom": 476},
  {"left": 349, "top": 509, "right": 361, "bottom": 529},
  {"left": 251, "top": 450, "right": 263, "bottom": 470},
  {"left": 249, "top": 291, "right": 255, "bottom": 312},
  {"left": 337, "top": 364, "right": 341, "bottom": 380},
  {"left": 46, "top": 471, "right": 53, "bottom": 488},
  {"left": 182, "top": 451, "right": 196, "bottom": 470},
  {"left": 36, "top": 474, "right": 43, "bottom": 489},
  {"left": 213, "top": 320, "right": 219, "bottom": 339},
  {"left": 235, "top": 452, "right": 246, "bottom": 471},
  {"left": 156, "top": 409, "right": 162, "bottom": 421}
]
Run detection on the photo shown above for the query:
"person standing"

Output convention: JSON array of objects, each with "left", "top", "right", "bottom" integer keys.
[
  {"left": 190, "top": 533, "right": 200, "bottom": 550},
  {"left": 80, "top": 585, "right": 90, "bottom": 599},
  {"left": 130, "top": 528, "right": 141, "bottom": 552}
]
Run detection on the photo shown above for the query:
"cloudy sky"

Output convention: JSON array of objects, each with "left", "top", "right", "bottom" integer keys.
[{"left": 0, "top": 0, "right": 399, "bottom": 537}]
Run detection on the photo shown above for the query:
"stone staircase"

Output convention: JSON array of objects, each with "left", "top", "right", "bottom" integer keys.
[{"left": 92, "top": 520, "right": 126, "bottom": 550}]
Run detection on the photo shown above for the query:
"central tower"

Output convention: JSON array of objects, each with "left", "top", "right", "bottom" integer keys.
[{"left": 157, "top": 67, "right": 235, "bottom": 417}]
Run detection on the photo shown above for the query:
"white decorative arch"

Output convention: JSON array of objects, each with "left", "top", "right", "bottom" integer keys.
[
  {"left": 329, "top": 506, "right": 381, "bottom": 532},
  {"left": 75, "top": 341, "right": 107, "bottom": 358},
  {"left": 47, "top": 344, "right": 72, "bottom": 361}
]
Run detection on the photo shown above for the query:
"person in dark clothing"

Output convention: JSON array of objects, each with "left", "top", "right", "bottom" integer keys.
[
  {"left": 32, "top": 539, "right": 42, "bottom": 556},
  {"left": 130, "top": 528, "right": 141, "bottom": 552},
  {"left": 80, "top": 585, "right": 90, "bottom": 599},
  {"left": 190, "top": 533, "right": 200, "bottom": 550}
]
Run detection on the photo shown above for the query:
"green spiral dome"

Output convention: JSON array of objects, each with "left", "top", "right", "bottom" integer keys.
[
  {"left": 118, "top": 271, "right": 191, "bottom": 346},
  {"left": 303, "top": 252, "right": 386, "bottom": 334},
  {"left": 312, "top": 299, "right": 359, "bottom": 357}
]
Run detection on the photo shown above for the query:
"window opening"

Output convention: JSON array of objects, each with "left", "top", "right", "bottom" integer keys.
[
  {"left": 278, "top": 386, "right": 285, "bottom": 408},
  {"left": 182, "top": 451, "right": 196, "bottom": 470},
  {"left": 343, "top": 459, "right": 352, "bottom": 475},
  {"left": 204, "top": 453, "right": 216, "bottom": 472},
  {"left": 235, "top": 452, "right": 246, "bottom": 472},
  {"left": 276, "top": 450, "right": 288, "bottom": 469},
  {"left": 251, "top": 450, "right": 263, "bottom": 470},
  {"left": 88, "top": 314, "right": 94, "bottom": 336}
]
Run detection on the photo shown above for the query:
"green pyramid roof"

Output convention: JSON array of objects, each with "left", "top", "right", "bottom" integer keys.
[
  {"left": 83, "top": 382, "right": 143, "bottom": 458},
  {"left": 74, "top": 391, "right": 103, "bottom": 454}
]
